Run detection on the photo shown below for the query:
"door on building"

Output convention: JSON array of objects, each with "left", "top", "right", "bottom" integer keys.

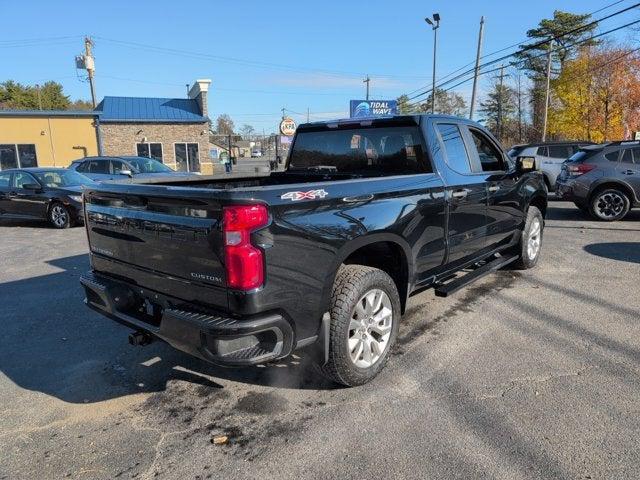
[{"left": 174, "top": 143, "right": 200, "bottom": 172}]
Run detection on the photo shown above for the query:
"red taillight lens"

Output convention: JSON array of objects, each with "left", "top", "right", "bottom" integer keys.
[
  {"left": 223, "top": 205, "right": 268, "bottom": 290},
  {"left": 566, "top": 163, "right": 596, "bottom": 176}
]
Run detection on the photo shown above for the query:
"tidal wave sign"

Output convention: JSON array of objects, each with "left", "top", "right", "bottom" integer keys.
[{"left": 349, "top": 100, "right": 398, "bottom": 118}]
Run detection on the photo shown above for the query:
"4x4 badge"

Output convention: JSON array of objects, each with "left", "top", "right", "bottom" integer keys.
[{"left": 281, "top": 189, "right": 329, "bottom": 201}]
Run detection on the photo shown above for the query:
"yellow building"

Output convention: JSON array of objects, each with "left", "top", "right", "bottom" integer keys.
[{"left": 0, "top": 111, "right": 99, "bottom": 170}]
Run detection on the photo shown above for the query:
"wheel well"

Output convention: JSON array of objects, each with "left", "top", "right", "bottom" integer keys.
[
  {"left": 542, "top": 174, "right": 552, "bottom": 192},
  {"left": 343, "top": 241, "right": 409, "bottom": 313},
  {"left": 589, "top": 182, "right": 635, "bottom": 204},
  {"left": 529, "top": 195, "right": 547, "bottom": 218}
]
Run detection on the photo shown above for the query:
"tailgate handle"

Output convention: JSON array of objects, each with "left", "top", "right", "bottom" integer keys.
[{"left": 342, "top": 194, "right": 373, "bottom": 203}]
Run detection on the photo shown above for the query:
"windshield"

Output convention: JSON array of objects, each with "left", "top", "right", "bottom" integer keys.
[
  {"left": 288, "top": 126, "right": 429, "bottom": 175},
  {"left": 125, "top": 157, "right": 173, "bottom": 173},
  {"left": 34, "top": 170, "right": 96, "bottom": 187}
]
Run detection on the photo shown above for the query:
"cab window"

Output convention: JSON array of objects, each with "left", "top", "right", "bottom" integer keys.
[{"left": 469, "top": 128, "right": 505, "bottom": 172}]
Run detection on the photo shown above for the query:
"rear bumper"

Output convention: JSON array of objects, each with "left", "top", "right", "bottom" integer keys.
[{"left": 80, "top": 272, "right": 295, "bottom": 366}]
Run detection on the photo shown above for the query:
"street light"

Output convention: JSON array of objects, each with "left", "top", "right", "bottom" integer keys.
[{"left": 425, "top": 13, "right": 441, "bottom": 114}]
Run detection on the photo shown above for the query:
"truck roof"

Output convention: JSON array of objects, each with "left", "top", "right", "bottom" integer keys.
[{"left": 296, "top": 113, "right": 474, "bottom": 131}]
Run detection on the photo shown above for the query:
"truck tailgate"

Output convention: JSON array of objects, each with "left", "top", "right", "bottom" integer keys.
[{"left": 84, "top": 187, "right": 227, "bottom": 299}]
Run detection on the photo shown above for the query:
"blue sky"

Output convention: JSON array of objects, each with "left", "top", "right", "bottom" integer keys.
[{"left": 1, "top": 0, "right": 637, "bottom": 132}]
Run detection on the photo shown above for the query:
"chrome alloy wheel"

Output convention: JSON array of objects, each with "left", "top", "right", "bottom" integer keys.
[
  {"left": 51, "top": 205, "right": 68, "bottom": 227},
  {"left": 527, "top": 217, "right": 542, "bottom": 260},
  {"left": 348, "top": 289, "right": 393, "bottom": 368},
  {"left": 596, "top": 192, "right": 625, "bottom": 219}
]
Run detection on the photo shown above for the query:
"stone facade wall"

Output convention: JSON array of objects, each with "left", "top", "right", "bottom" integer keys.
[{"left": 99, "top": 122, "right": 216, "bottom": 175}]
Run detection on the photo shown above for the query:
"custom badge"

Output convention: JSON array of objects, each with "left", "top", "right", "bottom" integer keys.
[{"left": 280, "top": 189, "right": 329, "bottom": 201}]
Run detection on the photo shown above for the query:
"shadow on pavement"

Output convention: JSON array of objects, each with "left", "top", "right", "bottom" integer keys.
[
  {"left": 0, "top": 254, "right": 335, "bottom": 405},
  {"left": 546, "top": 205, "right": 640, "bottom": 222},
  {"left": 583, "top": 242, "right": 640, "bottom": 264}
]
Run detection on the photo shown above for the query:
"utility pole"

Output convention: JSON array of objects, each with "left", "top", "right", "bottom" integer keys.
[
  {"left": 281, "top": 107, "right": 286, "bottom": 120},
  {"left": 363, "top": 75, "right": 370, "bottom": 101},
  {"left": 497, "top": 64, "right": 505, "bottom": 141},
  {"left": 307, "top": 107, "right": 310, "bottom": 123},
  {"left": 425, "top": 13, "right": 441, "bottom": 114},
  {"left": 516, "top": 73, "right": 523, "bottom": 143},
  {"left": 541, "top": 40, "right": 554, "bottom": 142},
  {"left": 84, "top": 37, "right": 97, "bottom": 108},
  {"left": 35, "top": 84, "right": 42, "bottom": 110},
  {"left": 469, "top": 16, "right": 485, "bottom": 120}
]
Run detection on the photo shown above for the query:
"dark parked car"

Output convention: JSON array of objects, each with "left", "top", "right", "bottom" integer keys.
[
  {"left": 508, "top": 141, "right": 594, "bottom": 191},
  {"left": 69, "top": 156, "right": 200, "bottom": 183},
  {"left": 0, "top": 168, "right": 96, "bottom": 228},
  {"left": 556, "top": 141, "right": 640, "bottom": 221},
  {"left": 80, "top": 114, "right": 547, "bottom": 386}
]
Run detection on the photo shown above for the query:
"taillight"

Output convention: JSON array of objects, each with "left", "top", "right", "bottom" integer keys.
[
  {"left": 566, "top": 163, "right": 596, "bottom": 176},
  {"left": 223, "top": 205, "right": 269, "bottom": 290}
]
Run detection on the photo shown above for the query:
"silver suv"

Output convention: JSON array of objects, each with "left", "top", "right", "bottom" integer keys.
[
  {"left": 556, "top": 142, "right": 640, "bottom": 221},
  {"left": 508, "top": 141, "right": 593, "bottom": 191}
]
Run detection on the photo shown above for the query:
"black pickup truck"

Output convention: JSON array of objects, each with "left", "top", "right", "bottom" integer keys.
[{"left": 80, "top": 114, "right": 547, "bottom": 386}]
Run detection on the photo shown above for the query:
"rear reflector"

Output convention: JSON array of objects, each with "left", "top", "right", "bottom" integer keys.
[
  {"left": 223, "top": 205, "right": 269, "bottom": 290},
  {"left": 566, "top": 163, "right": 596, "bottom": 176}
]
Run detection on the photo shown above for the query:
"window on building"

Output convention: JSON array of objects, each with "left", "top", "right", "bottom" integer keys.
[
  {"left": 174, "top": 143, "right": 200, "bottom": 172},
  {"left": 136, "top": 142, "right": 163, "bottom": 162},
  {"left": 435, "top": 124, "right": 471, "bottom": 174},
  {"left": 0, "top": 144, "right": 38, "bottom": 170}
]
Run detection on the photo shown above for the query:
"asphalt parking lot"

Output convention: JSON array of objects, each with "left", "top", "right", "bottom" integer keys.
[{"left": 1, "top": 200, "right": 639, "bottom": 479}]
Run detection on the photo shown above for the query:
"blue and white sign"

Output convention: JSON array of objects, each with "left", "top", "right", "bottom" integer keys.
[{"left": 349, "top": 100, "right": 398, "bottom": 118}]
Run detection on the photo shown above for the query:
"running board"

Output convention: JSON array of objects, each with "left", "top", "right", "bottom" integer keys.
[{"left": 434, "top": 255, "right": 518, "bottom": 297}]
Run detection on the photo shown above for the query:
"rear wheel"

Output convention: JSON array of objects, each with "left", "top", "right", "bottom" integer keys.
[
  {"left": 510, "top": 206, "right": 544, "bottom": 270},
  {"left": 589, "top": 188, "right": 630, "bottom": 221},
  {"left": 317, "top": 265, "right": 400, "bottom": 387},
  {"left": 48, "top": 202, "right": 71, "bottom": 229}
]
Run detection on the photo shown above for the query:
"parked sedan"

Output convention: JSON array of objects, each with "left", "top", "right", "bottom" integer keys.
[
  {"left": 0, "top": 168, "right": 96, "bottom": 228},
  {"left": 69, "top": 156, "right": 201, "bottom": 183},
  {"left": 556, "top": 142, "right": 640, "bottom": 221}
]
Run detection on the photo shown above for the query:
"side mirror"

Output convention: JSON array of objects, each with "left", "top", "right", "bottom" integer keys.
[
  {"left": 119, "top": 169, "right": 133, "bottom": 177},
  {"left": 516, "top": 156, "right": 536, "bottom": 173},
  {"left": 22, "top": 183, "right": 41, "bottom": 190}
]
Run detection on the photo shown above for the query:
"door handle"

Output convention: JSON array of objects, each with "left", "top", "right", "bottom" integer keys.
[
  {"left": 8, "top": 191, "right": 17, "bottom": 197},
  {"left": 488, "top": 185, "right": 500, "bottom": 193},
  {"left": 343, "top": 194, "right": 374, "bottom": 203},
  {"left": 451, "top": 189, "right": 468, "bottom": 199},
  {"left": 622, "top": 169, "right": 635, "bottom": 175}
]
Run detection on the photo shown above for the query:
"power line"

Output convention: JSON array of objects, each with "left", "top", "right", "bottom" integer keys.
[
  {"left": 400, "top": 1, "right": 640, "bottom": 105},
  {"left": 400, "top": 14, "right": 640, "bottom": 110}
]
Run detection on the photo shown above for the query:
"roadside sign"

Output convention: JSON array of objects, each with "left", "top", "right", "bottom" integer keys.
[
  {"left": 349, "top": 100, "right": 398, "bottom": 118},
  {"left": 280, "top": 117, "right": 297, "bottom": 136}
]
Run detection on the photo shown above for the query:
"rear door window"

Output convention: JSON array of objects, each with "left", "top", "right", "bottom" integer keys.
[
  {"left": 435, "top": 124, "right": 471, "bottom": 174},
  {"left": 605, "top": 151, "right": 619, "bottom": 162},
  {"left": 87, "top": 160, "right": 110, "bottom": 174},
  {"left": 0, "top": 172, "right": 11, "bottom": 187},
  {"left": 12, "top": 172, "right": 38, "bottom": 189},
  {"left": 620, "top": 149, "right": 634, "bottom": 164},
  {"left": 536, "top": 146, "right": 548, "bottom": 156},
  {"left": 547, "top": 145, "right": 571, "bottom": 159}
]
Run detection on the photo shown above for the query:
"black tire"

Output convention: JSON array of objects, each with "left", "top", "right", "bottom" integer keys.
[
  {"left": 589, "top": 188, "right": 630, "bottom": 221},
  {"left": 48, "top": 202, "right": 71, "bottom": 229},
  {"left": 510, "top": 206, "right": 544, "bottom": 270},
  {"left": 316, "top": 265, "right": 401, "bottom": 387}
]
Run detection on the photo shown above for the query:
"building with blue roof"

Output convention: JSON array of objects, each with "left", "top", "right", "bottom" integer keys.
[{"left": 0, "top": 79, "right": 214, "bottom": 174}]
